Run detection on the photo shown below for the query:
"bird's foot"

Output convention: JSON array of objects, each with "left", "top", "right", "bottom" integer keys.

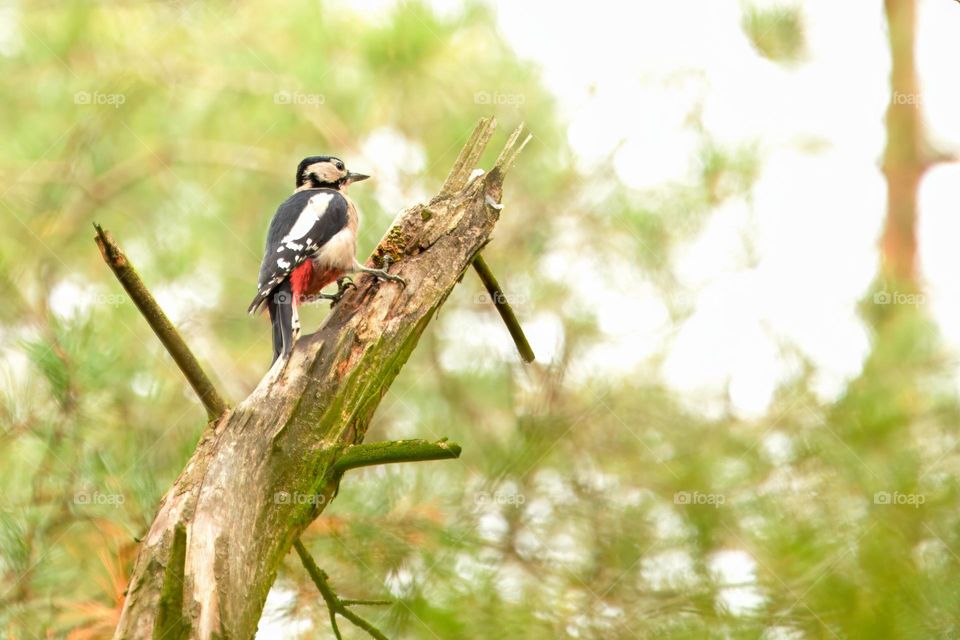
[
  {"left": 317, "top": 277, "right": 356, "bottom": 306},
  {"left": 356, "top": 255, "right": 406, "bottom": 287}
]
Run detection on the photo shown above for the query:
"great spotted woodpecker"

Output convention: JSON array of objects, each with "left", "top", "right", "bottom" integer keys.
[{"left": 247, "top": 156, "right": 404, "bottom": 364}]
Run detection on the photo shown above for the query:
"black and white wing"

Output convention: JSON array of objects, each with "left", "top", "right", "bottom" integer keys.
[{"left": 247, "top": 188, "right": 349, "bottom": 313}]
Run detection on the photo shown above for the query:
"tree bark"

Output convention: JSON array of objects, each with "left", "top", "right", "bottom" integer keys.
[{"left": 113, "top": 118, "right": 528, "bottom": 639}]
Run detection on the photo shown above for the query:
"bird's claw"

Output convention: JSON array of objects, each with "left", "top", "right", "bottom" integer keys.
[
  {"left": 367, "top": 269, "right": 406, "bottom": 287},
  {"left": 364, "top": 255, "right": 407, "bottom": 287},
  {"left": 318, "top": 277, "right": 357, "bottom": 306}
]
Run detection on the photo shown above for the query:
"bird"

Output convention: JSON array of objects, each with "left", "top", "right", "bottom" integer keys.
[{"left": 248, "top": 155, "right": 405, "bottom": 364}]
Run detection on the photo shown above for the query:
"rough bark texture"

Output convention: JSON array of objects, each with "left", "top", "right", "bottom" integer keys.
[{"left": 114, "top": 118, "right": 528, "bottom": 639}]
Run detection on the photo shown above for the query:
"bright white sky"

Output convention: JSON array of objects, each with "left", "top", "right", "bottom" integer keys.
[{"left": 486, "top": 0, "right": 960, "bottom": 419}]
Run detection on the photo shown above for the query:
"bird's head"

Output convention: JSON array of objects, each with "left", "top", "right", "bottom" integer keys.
[{"left": 295, "top": 155, "right": 370, "bottom": 191}]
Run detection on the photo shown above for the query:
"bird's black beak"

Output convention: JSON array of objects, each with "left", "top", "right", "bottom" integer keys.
[{"left": 345, "top": 171, "right": 370, "bottom": 184}]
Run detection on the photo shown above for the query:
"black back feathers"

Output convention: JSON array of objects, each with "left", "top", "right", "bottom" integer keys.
[{"left": 246, "top": 188, "right": 349, "bottom": 314}]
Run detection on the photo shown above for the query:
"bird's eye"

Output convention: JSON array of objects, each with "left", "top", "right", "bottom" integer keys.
[{"left": 335, "top": 161, "right": 345, "bottom": 171}]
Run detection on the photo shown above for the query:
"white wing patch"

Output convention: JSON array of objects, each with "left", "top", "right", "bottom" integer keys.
[
  {"left": 281, "top": 192, "right": 334, "bottom": 244},
  {"left": 253, "top": 192, "right": 342, "bottom": 303}
]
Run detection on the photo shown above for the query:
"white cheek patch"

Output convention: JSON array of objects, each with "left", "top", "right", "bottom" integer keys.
[
  {"left": 311, "top": 162, "right": 343, "bottom": 184},
  {"left": 282, "top": 193, "right": 334, "bottom": 243}
]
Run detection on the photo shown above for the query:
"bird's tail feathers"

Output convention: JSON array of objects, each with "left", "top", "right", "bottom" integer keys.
[
  {"left": 267, "top": 281, "right": 295, "bottom": 364},
  {"left": 248, "top": 289, "right": 269, "bottom": 315}
]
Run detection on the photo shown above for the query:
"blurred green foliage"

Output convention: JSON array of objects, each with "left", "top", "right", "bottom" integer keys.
[
  {"left": 0, "top": 1, "right": 957, "bottom": 639},
  {"left": 742, "top": 4, "right": 807, "bottom": 64}
]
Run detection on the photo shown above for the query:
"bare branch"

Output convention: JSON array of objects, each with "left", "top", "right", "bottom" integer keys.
[
  {"left": 293, "top": 539, "right": 390, "bottom": 640},
  {"left": 472, "top": 254, "right": 535, "bottom": 363},
  {"left": 93, "top": 224, "right": 228, "bottom": 421},
  {"left": 333, "top": 438, "right": 462, "bottom": 474}
]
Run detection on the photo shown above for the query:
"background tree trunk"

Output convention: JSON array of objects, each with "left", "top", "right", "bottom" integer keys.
[
  {"left": 881, "top": 0, "right": 923, "bottom": 286},
  {"left": 113, "top": 119, "right": 527, "bottom": 639}
]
